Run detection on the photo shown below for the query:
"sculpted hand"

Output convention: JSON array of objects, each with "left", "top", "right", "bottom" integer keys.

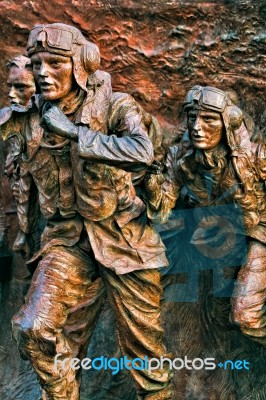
[
  {"left": 41, "top": 106, "right": 78, "bottom": 141},
  {"left": 146, "top": 160, "right": 164, "bottom": 175},
  {"left": 145, "top": 173, "right": 164, "bottom": 194},
  {"left": 144, "top": 172, "right": 164, "bottom": 211},
  {"left": 145, "top": 161, "right": 164, "bottom": 190}
]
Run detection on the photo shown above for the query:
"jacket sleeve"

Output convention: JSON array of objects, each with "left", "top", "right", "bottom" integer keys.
[{"left": 77, "top": 93, "right": 154, "bottom": 172}]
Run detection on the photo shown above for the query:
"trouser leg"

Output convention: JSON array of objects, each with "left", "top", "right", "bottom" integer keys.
[
  {"left": 12, "top": 246, "right": 106, "bottom": 400},
  {"left": 100, "top": 266, "right": 174, "bottom": 400},
  {"left": 231, "top": 240, "right": 266, "bottom": 345}
]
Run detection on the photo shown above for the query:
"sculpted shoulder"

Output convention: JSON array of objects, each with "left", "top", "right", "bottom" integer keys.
[
  {"left": 108, "top": 92, "right": 142, "bottom": 126},
  {"left": 0, "top": 107, "right": 13, "bottom": 128},
  {"left": 0, "top": 107, "right": 27, "bottom": 142}
]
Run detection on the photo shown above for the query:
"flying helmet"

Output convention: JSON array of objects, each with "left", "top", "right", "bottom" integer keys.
[
  {"left": 27, "top": 23, "right": 100, "bottom": 92},
  {"left": 182, "top": 85, "right": 251, "bottom": 155},
  {"left": 7, "top": 55, "right": 32, "bottom": 70},
  {"left": 183, "top": 85, "right": 257, "bottom": 206}
]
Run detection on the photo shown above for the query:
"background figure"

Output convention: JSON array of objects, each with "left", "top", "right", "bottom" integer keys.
[
  {"left": 145, "top": 85, "right": 266, "bottom": 345},
  {"left": 144, "top": 85, "right": 266, "bottom": 398},
  {"left": 7, "top": 55, "right": 36, "bottom": 108},
  {"left": 0, "top": 55, "right": 38, "bottom": 400},
  {"left": 1, "top": 55, "right": 37, "bottom": 254}
]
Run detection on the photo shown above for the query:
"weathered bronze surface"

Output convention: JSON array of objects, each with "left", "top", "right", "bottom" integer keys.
[
  {"left": 3, "top": 23, "right": 173, "bottom": 400},
  {"left": 145, "top": 85, "right": 266, "bottom": 343},
  {"left": 0, "top": 2, "right": 265, "bottom": 400},
  {"left": 0, "top": 55, "right": 37, "bottom": 254},
  {"left": 144, "top": 85, "right": 266, "bottom": 397}
]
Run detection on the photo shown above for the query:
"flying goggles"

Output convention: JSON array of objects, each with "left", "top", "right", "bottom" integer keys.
[
  {"left": 27, "top": 25, "right": 82, "bottom": 56},
  {"left": 183, "top": 86, "right": 229, "bottom": 113}
]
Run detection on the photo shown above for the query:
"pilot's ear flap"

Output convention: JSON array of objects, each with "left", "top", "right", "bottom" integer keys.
[
  {"left": 223, "top": 105, "right": 243, "bottom": 151},
  {"left": 81, "top": 42, "right": 100, "bottom": 75}
]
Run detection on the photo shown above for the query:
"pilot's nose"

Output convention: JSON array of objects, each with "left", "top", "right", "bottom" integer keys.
[
  {"left": 192, "top": 116, "right": 202, "bottom": 134},
  {"left": 8, "top": 86, "right": 16, "bottom": 100},
  {"left": 38, "top": 63, "right": 49, "bottom": 78}
]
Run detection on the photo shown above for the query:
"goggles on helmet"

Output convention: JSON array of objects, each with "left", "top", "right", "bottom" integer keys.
[
  {"left": 27, "top": 25, "right": 80, "bottom": 56},
  {"left": 183, "top": 86, "right": 228, "bottom": 113}
]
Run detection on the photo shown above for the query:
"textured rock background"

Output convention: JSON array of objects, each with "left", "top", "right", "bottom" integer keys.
[
  {"left": 0, "top": 0, "right": 265, "bottom": 399},
  {"left": 0, "top": 0, "right": 265, "bottom": 136}
]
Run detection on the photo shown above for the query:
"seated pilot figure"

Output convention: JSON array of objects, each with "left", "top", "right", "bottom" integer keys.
[{"left": 145, "top": 85, "right": 266, "bottom": 345}]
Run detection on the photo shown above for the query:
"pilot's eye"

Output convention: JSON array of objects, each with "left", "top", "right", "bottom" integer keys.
[
  {"left": 202, "top": 116, "right": 214, "bottom": 122},
  {"left": 51, "top": 61, "right": 62, "bottom": 68},
  {"left": 32, "top": 62, "right": 41, "bottom": 70}
]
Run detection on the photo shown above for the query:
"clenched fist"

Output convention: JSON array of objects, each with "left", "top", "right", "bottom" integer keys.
[
  {"left": 144, "top": 162, "right": 165, "bottom": 210},
  {"left": 41, "top": 106, "right": 78, "bottom": 141}
]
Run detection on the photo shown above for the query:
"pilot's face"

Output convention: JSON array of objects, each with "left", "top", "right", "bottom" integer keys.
[
  {"left": 31, "top": 52, "right": 74, "bottom": 101},
  {"left": 7, "top": 66, "right": 35, "bottom": 106},
  {"left": 188, "top": 109, "right": 224, "bottom": 150}
]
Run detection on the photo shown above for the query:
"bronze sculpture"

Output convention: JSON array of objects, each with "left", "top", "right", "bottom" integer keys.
[
  {"left": 0, "top": 55, "right": 36, "bottom": 251},
  {"left": 0, "top": 2, "right": 265, "bottom": 399},
  {"left": 6, "top": 55, "right": 36, "bottom": 108},
  {"left": 145, "top": 85, "right": 266, "bottom": 345},
  {"left": 8, "top": 23, "right": 173, "bottom": 400}
]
